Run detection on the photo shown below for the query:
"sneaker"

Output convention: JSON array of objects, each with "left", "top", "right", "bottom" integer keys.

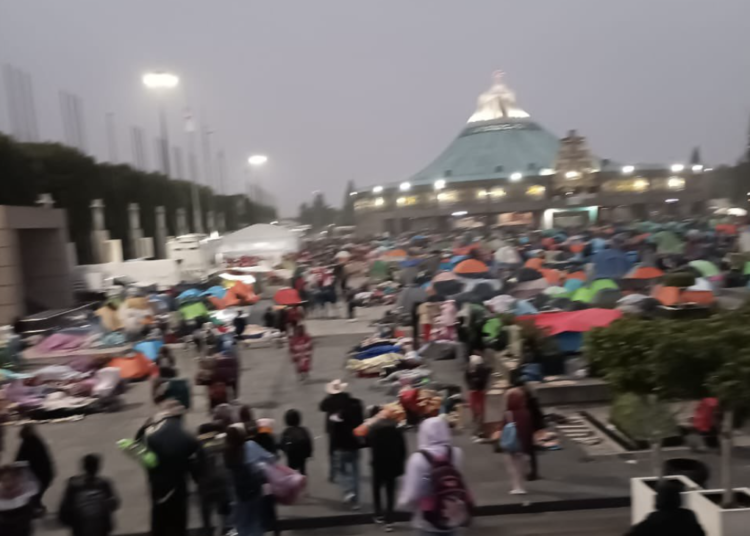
[
  {"left": 344, "top": 492, "right": 356, "bottom": 505},
  {"left": 509, "top": 488, "right": 527, "bottom": 495},
  {"left": 373, "top": 517, "right": 385, "bottom": 525},
  {"left": 384, "top": 524, "right": 394, "bottom": 533}
]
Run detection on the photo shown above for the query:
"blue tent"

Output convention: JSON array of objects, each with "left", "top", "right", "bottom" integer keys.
[
  {"left": 592, "top": 249, "right": 633, "bottom": 279},
  {"left": 564, "top": 278, "right": 584, "bottom": 292},
  {"left": 450, "top": 255, "right": 468, "bottom": 266},
  {"left": 201, "top": 286, "right": 227, "bottom": 299},
  {"left": 177, "top": 289, "right": 202, "bottom": 302},
  {"left": 555, "top": 332, "right": 584, "bottom": 353},
  {"left": 400, "top": 258, "right": 422, "bottom": 268}
]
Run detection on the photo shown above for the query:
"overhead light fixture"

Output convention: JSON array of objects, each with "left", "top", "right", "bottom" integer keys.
[
  {"left": 477, "top": 190, "right": 488, "bottom": 198},
  {"left": 665, "top": 198, "right": 679, "bottom": 204},
  {"left": 399, "top": 182, "right": 411, "bottom": 191},
  {"left": 622, "top": 165, "right": 635, "bottom": 174},
  {"left": 434, "top": 179, "right": 446, "bottom": 190},
  {"left": 540, "top": 168, "right": 555, "bottom": 176},
  {"left": 451, "top": 211, "right": 468, "bottom": 217},
  {"left": 671, "top": 164, "right": 685, "bottom": 173},
  {"left": 510, "top": 172, "right": 523, "bottom": 182},
  {"left": 565, "top": 171, "right": 580, "bottom": 179},
  {"left": 248, "top": 154, "right": 268, "bottom": 166},
  {"left": 692, "top": 164, "right": 703, "bottom": 173},
  {"left": 396, "top": 197, "right": 406, "bottom": 205},
  {"left": 374, "top": 197, "right": 384, "bottom": 206},
  {"left": 349, "top": 191, "right": 357, "bottom": 196},
  {"left": 667, "top": 177, "right": 685, "bottom": 189},
  {"left": 372, "top": 185, "right": 383, "bottom": 194}
]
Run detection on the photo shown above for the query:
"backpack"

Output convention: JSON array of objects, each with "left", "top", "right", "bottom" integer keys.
[
  {"left": 500, "top": 413, "right": 521, "bottom": 453},
  {"left": 420, "top": 449, "right": 473, "bottom": 530}
]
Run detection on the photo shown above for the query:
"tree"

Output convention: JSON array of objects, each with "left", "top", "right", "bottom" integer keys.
[
  {"left": 298, "top": 192, "right": 338, "bottom": 230},
  {"left": 339, "top": 180, "right": 356, "bottom": 226},
  {"left": 690, "top": 146, "right": 702, "bottom": 165}
]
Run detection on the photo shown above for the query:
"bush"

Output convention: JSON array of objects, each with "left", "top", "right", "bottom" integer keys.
[{"left": 610, "top": 392, "right": 679, "bottom": 445}]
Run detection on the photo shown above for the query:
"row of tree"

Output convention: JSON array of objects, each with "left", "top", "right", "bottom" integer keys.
[
  {"left": 0, "top": 134, "right": 276, "bottom": 263},
  {"left": 586, "top": 306, "right": 750, "bottom": 507},
  {"left": 297, "top": 180, "right": 356, "bottom": 229}
]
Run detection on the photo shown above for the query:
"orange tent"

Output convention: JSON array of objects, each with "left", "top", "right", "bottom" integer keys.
[
  {"left": 453, "top": 259, "right": 489, "bottom": 275},
  {"left": 108, "top": 353, "right": 155, "bottom": 381},
  {"left": 626, "top": 266, "right": 665, "bottom": 280},
  {"left": 540, "top": 268, "right": 562, "bottom": 285},
  {"left": 524, "top": 258, "right": 544, "bottom": 270},
  {"left": 652, "top": 285, "right": 715, "bottom": 306},
  {"left": 383, "top": 249, "right": 407, "bottom": 258},
  {"left": 570, "top": 243, "right": 585, "bottom": 254}
]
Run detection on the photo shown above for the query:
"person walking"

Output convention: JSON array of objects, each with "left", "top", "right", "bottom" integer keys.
[
  {"left": 626, "top": 479, "right": 705, "bottom": 535},
  {"left": 289, "top": 324, "right": 313, "bottom": 381},
  {"left": 195, "top": 422, "right": 231, "bottom": 536},
  {"left": 398, "top": 417, "right": 472, "bottom": 536},
  {"left": 367, "top": 406, "right": 407, "bottom": 532},
  {"left": 136, "top": 400, "right": 204, "bottom": 536},
  {"left": 280, "top": 409, "right": 313, "bottom": 476},
  {"left": 501, "top": 387, "right": 534, "bottom": 495},
  {"left": 0, "top": 463, "right": 38, "bottom": 536},
  {"left": 464, "top": 354, "right": 492, "bottom": 441},
  {"left": 58, "top": 454, "right": 119, "bottom": 536},
  {"left": 15, "top": 424, "right": 54, "bottom": 517},
  {"left": 510, "top": 372, "right": 544, "bottom": 480},
  {"left": 319, "top": 380, "right": 364, "bottom": 509},
  {"left": 223, "top": 426, "right": 267, "bottom": 536}
]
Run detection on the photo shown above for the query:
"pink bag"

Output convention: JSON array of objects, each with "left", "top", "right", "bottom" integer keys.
[{"left": 263, "top": 463, "right": 306, "bottom": 505}]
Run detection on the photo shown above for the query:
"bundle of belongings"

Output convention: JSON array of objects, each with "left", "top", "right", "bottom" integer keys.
[
  {"left": 345, "top": 334, "right": 417, "bottom": 377},
  {"left": 1, "top": 363, "right": 125, "bottom": 419}
]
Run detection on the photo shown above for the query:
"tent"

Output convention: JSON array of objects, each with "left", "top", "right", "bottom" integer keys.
[
  {"left": 108, "top": 352, "right": 155, "bottom": 381},
  {"left": 563, "top": 278, "right": 584, "bottom": 292},
  {"left": 453, "top": 259, "right": 489, "bottom": 278},
  {"left": 201, "top": 286, "right": 227, "bottom": 300},
  {"left": 177, "top": 289, "right": 202, "bottom": 302},
  {"left": 651, "top": 285, "right": 715, "bottom": 307},
  {"left": 592, "top": 249, "right": 633, "bottom": 279},
  {"left": 591, "top": 288, "right": 622, "bottom": 309},
  {"left": 625, "top": 266, "right": 664, "bottom": 280},
  {"left": 571, "top": 286, "right": 595, "bottom": 304},
  {"left": 688, "top": 260, "right": 720, "bottom": 278},
  {"left": 369, "top": 260, "right": 390, "bottom": 281},
  {"left": 518, "top": 309, "right": 623, "bottom": 353},
  {"left": 180, "top": 301, "right": 209, "bottom": 321},
  {"left": 134, "top": 340, "right": 164, "bottom": 361},
  {"left": 590, "top": 279, "right": 619, "bottom": 293},
  {"left": 217, "top": 224, "right": 300, "bottom": 259}
]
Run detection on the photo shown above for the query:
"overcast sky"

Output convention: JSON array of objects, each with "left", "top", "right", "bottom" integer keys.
[{"left": 2, "top": 1, "right": 750, "bottom": 216}]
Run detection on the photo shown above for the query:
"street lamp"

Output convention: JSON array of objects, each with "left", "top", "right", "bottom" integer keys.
[
  {"left": 142, "top": 71, "right": 179, "bottom": 177},
  {"left": 247, "top": 155, "right": 269, "bottom": 205}
]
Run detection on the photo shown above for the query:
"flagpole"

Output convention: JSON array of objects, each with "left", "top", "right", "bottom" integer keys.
[{"left": 184, "top": 107, "right": 204, "bottom": 234}]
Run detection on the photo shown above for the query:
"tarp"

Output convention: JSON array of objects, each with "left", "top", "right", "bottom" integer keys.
[
  {"left": 218, "top": 223, "right": 300, "bottom": 257},
  {"left": 134, "top": 340, "right": 164, "bottom": 361},
  {"left": 518, "top": 309, "right": 622, "bottom": 336},
  {"left": 274, "top": 287, "right": 303, "bottom": 305},
  {"left": 592, "top": 249, "right": 633, "bottom": 279}
]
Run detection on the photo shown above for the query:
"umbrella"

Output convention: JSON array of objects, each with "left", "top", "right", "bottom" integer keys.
[
  {"left": 563, "top": 278, "right": 584, "bottom": 292},
  {"left": 450, "top": 255, "right": 469, "bottom": 266},
  {"left": 591, "top": 288, "right": 622, "bottom": 309},
  {"left": 625, "top": 266, "right": 665, "bottom": 280},
  {"left": 652, "top": 230, "right": 685, "bottom": 255},
  {"left": 454, "top": 259, "right": 489, "bottom": 278},
  {"left": 512, "top": 278, "right": 549, "bottom": 299},
  {"left": 518, "top": 267, "right": 543, "bottom": 282},
  {"left": 273, "top": 288, "right": 303, "bottom": 306},
  {"left": 689, "top": 260, "right": 720, "bottom": 278},
  {"left": 433, "top": 279, "right": 464, "bottom": 296}
]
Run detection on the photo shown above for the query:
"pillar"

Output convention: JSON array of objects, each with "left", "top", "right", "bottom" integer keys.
[
  {"left": 90, "top": 199, "right": 110, "bottom": 263},
  {"left": 216, "top": 213, "right": 226, "bottom": 233},
  {"left": 206, "top": 211, "right": 215, "bottom": 234},
  {"left": 154, "top": 206, "right": 167, "bottom": 259}
]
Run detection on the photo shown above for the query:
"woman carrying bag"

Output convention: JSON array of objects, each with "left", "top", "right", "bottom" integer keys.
[{"left": 500, "top": 388, "right": 533, "bottom": 495}]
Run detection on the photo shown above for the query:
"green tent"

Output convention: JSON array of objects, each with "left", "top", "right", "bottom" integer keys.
[
  {"left": 589, "top": 279, "right": 619, "bottom": 294},
  {"left": 651, "top": 230, "right": 685, "bottom": 255},
  {"left": 180, "top": 301, "right": 209, "bottom": 321},
  {"left": 689, "top": 260, "right": 720, "bottom": 278},
  {"left": 369, "top": 260, "right": 389, "bottom": 281},
  {"left": 571, "top": 286, "right": 596, "bottom": 304}
]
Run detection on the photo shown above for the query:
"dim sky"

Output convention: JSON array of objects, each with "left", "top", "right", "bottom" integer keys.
[{"left": 2, "top": 0, "right": 750, "bottom": 216}]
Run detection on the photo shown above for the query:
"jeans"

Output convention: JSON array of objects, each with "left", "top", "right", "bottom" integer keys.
[
  {"left": 333, "top": 449, "right": 360, "bottom": 503},
  {"left": 234, "top": 497, "right": 264, "bottom": 536}
]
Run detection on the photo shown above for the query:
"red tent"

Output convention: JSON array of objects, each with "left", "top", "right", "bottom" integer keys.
[{"left": 518, "top": 309, "right": 622, "bottom": 336}]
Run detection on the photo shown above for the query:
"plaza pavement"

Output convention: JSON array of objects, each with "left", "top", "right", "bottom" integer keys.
[{"left": 5, "top": 306, "right": 744, "bottom": 534}]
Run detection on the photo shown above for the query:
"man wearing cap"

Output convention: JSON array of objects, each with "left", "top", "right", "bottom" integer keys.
[{"left": 319, "top": 380, "right": 364, "bottom": 509}]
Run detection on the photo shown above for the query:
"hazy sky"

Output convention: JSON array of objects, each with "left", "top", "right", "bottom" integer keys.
[{"left": 2, "top": 1, "right": 750, "bottom": 216}]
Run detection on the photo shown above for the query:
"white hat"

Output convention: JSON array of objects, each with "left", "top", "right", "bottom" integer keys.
[
  {"left": 326, "top": 379, "right": 348, "bottom": 395},
  {"left": 469, "top": 354, "right": 484, "bottom": 366}
]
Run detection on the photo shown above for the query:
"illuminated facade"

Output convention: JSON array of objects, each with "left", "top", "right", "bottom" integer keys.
[{"left": 354, "top": 73, "right": 711, "bottom": 235}]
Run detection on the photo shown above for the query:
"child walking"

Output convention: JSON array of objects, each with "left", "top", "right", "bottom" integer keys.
[{"left": 279, "top": 409, "right": 313, "bottom": 476}]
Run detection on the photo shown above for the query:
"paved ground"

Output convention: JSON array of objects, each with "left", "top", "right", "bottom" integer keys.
[{"left": 3, "top": 306, "right": 739, "bottom": 534}]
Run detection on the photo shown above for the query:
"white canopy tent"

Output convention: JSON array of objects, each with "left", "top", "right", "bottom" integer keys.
[{"left": 217, "top": 224, "right": 300, "bottom": 263}]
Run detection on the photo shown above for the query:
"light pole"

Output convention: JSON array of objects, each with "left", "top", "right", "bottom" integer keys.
[
  {"left": 247, "top": 154, "right": 268, "bottom": 205},
  {"left": 142, "top": 71, "right": 178, "bottom": 176}
]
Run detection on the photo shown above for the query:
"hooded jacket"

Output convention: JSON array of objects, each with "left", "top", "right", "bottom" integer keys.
[{"left": 398, "top": 417, "right": 463, "bottom": 532}]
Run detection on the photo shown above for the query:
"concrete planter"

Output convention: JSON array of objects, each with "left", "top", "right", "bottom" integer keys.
[
  {"left": 687, "top": 488, "right": 750, "bottom": 536},
  {"left": 631, "top": 475, "right": 701, "bottom": 524}
]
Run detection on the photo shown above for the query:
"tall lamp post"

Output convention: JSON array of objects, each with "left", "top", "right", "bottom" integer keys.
[
  {"left": 247, "top": 154, "right": 268, "bottom": 205},
  {"left": 142, "top": 71, "right": 179, "bottom": 176}
]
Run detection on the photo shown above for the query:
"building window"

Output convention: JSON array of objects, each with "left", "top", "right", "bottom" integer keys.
[
  {"left": 667, "top": 177, "right": 685, "bottom": 190},
  {"left": 526, "top": 185, "right": 546, "bottom": 198},
  {"left": 397, "top": 196, "right": 418, "bottom": 206},
  {"left": 436, "top": 191, "right": 458, "bottom": 203}
]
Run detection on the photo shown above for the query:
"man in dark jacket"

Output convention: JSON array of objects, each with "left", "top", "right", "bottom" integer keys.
[
  {"left": 15, "top": 424, "right": 54, "bottom": 516},
  {"left": 319, "top": 380, "right": 363, "bottom": 509},
  {"left": 626, "top": 479, "right": 705, "bottom": 536},
  {"left": 58, "top": 454, "right": 119, "bottom": 536},
  {"left": 136, "top": 401, "right": 204, "bottom": 536},
  {"left": 367, "top": 406, "right": 407, "bottom": 532}
]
